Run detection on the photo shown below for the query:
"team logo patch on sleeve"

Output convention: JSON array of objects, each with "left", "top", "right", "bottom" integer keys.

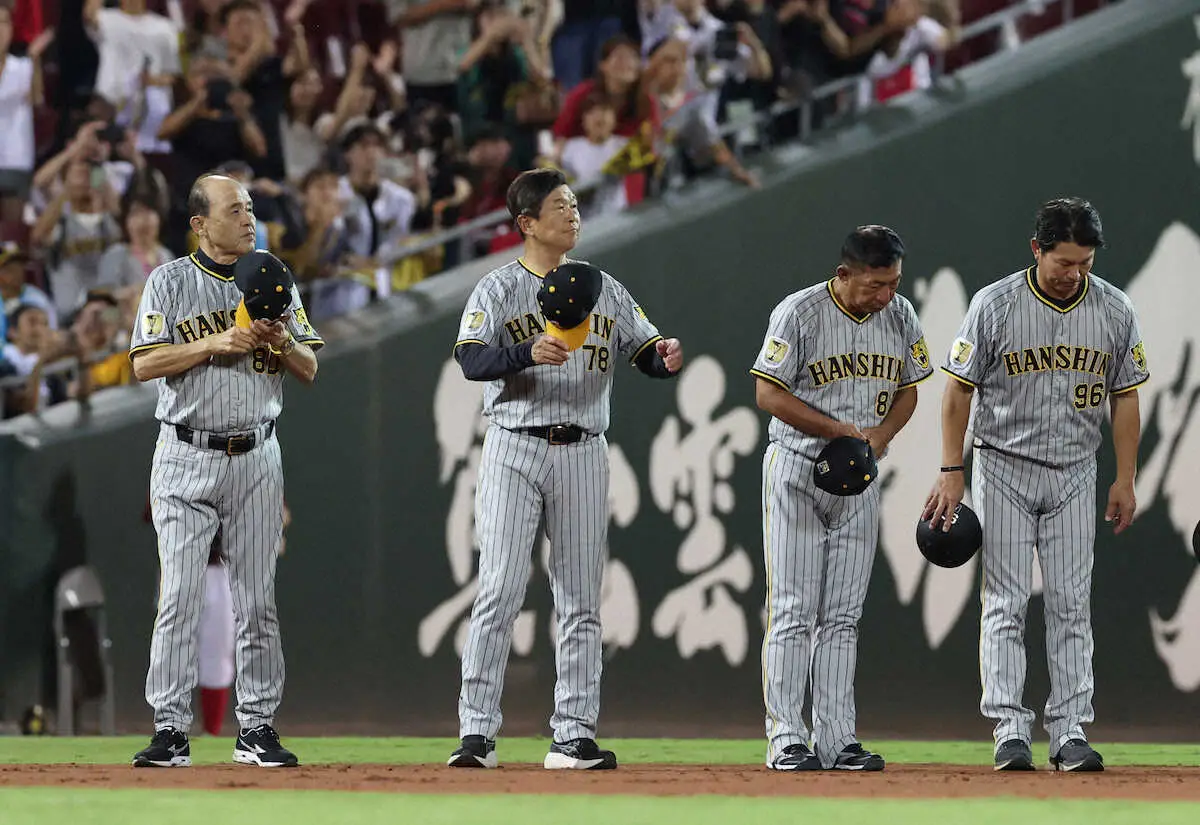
[
  {"left": 293, "top": 307, "right": 313, "bottom": 335},
  {"left": 761, "top": 336, "right": 791, "bottom": 368},
  {"left": 1131, "top": 341, "right": 1147, "bottom": 371},
  {"left": 142, "top": 312, "right": 165, "bottom": 337},
  {"left": 463, "top": 310, "right": 487, "bottom": 333},
  {"left": 950, "top": 337, "right": 974, "bottom": 367},
  {"left": 910, "top": 337, "right": 931, "bottom": 370}
]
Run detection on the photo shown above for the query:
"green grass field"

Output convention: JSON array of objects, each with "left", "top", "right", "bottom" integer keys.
[{"left": 1, "top": 738, "right": 1197, "bottom": 825}]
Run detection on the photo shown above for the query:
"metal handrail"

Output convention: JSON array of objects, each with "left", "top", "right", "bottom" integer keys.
[
  {"left": 716, "top": 0, "right": 1081, "bottom": 143},
  {"left": 354, "top": 0, "right": 1083, "bottom": 271},
  {"left": 0, "top": 348, "right": 122, "bottom": 392}
]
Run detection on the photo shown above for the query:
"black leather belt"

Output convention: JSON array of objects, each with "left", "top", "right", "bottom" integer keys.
[
  {"left": 519, "top": 425, "right": 589, "bottom": 445},
  {"left": 175, "top": 421, "right": 276, "bottom": 456}
]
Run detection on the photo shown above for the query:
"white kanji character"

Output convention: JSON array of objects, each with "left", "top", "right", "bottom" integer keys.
[
  {"left": 1182, "top": 17, "right": 1200, "bottom": 165},
  {"left": 647, "top": 355, "right": 759, "bottom": 665}
]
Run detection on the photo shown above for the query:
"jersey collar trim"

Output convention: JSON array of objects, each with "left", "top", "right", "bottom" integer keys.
[
  {"left": 827, "top": 279, "right": 870, "bottom": 324},
  {"left": 191, "top": 249, "right": 236, "bottom": 282},
  {"left": 1026, "top": 266, "right": 1088, "bottom": 313},
  {"left": 517, "top": 257, "right": 544, "bottom": 279}
]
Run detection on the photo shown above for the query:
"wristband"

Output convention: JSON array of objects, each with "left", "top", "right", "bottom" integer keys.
[{"left": 940, "top": 465, "right": 964, "bottom": 473}]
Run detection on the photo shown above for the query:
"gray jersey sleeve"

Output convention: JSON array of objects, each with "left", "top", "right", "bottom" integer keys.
[
  {"left": 942, "top": 290, "right": 998, "bottom": 386},
  {"left": 129, "top": 265, "right": 177, "bottom": 358},
  {"left": 898, "top": 298, "right": 934, "bottom": 388},
  {"left": 285, "top": 285, "right": 324, "bottom": 350},
  {"left": 455, "top": 275, "right": 508, "bottom": 348},
  {"left": 1109, "top": 298, "right": 1149, "bottom": 393},
  {"left": 612, "top": 280, "right": 662, "bottom": 361},
  {"left": 750, "top": 301, "right": 805, "bottom": 391}
]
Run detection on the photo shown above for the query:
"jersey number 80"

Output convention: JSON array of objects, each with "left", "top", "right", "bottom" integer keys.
[{"left": 252, "top": 347, "right": 282, "bottom": 375}]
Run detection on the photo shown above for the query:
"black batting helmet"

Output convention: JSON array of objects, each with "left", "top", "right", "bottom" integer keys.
[
  {"left": 813, "top": 436, "right": 878, "bottom": 496},
  {"left": 916, "top": 503, "right": 983, "bottom": 568}
]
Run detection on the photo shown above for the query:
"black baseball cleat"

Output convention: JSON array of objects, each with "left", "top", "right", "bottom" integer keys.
[
  {"left": 447, "top": 735, "right": 498, "bottom": 768},
  {"left": 544, "top": 738, "right": 618, "bottom": 770},
  {"left": 768, "top": 743, "right": 822, "bottom": 771},
  {"left": 1050, "top": 739, "right": 1104, "bottom": 772},
  {"left": 994, "top": 739, "right": 1035, "bottom": 771},
  {"left": 233, "top": 724, "right": 299, "bottom": 767},
  {"left": 132, "top": 727, "right": 191, "bottom": 767},
  {"left": 831, "top": 743, "right": 885, "bottom": 771}
]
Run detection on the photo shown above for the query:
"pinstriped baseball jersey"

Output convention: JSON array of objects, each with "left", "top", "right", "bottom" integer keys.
[
  {"left": 750, "top": 279, "right": 934, "bottom": 457},
  {"left": 454, "top": 258, "right": 661, "bottom": 433},
  {"left": 941, "top": 268, "right": 1149, "bottom": 467},
  {"left": 129, "top": 252, "right": 324, "bottom": 433}
]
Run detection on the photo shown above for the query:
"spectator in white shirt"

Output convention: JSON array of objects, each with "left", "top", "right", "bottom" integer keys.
[
  {"left": 560, "top": 94, "right": 628, "bottom": 220},
  {"left": 856, "top": 0, "right": 955, "bottom": 109},
  {"left": 641, "top": 0, "right": 771, "bottom": 93},
  {"left": 338, "top": 122, "right": 418, "bottom": 273},
  {"left": 0, "top": 9, "right": 51, "bottom": 220},
  {"left": 0, "top": 242, "right": 57, "bottom": 346},
  {"left": 29, "top": 158, "right": 121, "bottom": 318},
  {"left": 1, "top": 303, "right": 58, "bottom": 416},
  {"left": 84, "top": 0, "right": 182, "bottom": 157},
  {"left": 645, "top": 36, "right": 759, "bottom": 188}
]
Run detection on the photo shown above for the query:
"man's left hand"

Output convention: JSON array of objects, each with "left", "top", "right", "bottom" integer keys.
[
  {"left": 657, "top": 338, "right": 683, "bottom": 373},
  {"left": 1105, "top": 478, "right": 1137, "bottom": 534},
  {"left": 861, "top": 426, "right": 892, "bottom": 459},
  {"left": 252, "top": 317, "right": 291, "bottom": 350}
]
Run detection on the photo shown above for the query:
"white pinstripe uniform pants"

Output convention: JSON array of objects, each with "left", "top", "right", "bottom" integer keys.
[
  {"left": 146, "top": 422, "right": 286, "bottom": 733},
  {"left": 975, "top": 448, "right": 1097, "bottom": 755},
  {"left": 761, "top": 442, "right": 881, "bottom": 768},
  {"left": 458, "top": 425, "right": 609, "bottom": 743}
]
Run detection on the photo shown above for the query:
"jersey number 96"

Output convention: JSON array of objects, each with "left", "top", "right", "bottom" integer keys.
[
  {"left": 1073, "top": 381, "right": 1105, "bottom": 410},
  {"left": 252, "top": 347, "right": 282, "bottom": 375}
]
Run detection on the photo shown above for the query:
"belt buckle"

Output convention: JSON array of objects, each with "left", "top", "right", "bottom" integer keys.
[
  {"left": 225, "top": 435, "right": 253, "bottom": 456},
  {"left": 548, "top": 425, "right": 568, "bottom": 446}
]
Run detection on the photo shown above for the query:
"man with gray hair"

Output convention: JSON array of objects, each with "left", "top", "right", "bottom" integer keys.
[{"left": 128, "top": 173, "right": 322, "bottom": 770}]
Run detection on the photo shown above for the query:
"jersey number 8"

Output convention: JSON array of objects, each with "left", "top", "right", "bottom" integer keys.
[
  {"left": 1073, "top": 382, "right": 1105, "bottom": 410},
  {"left": 252, "top": 347, "right": 282, "bottom": 375}
]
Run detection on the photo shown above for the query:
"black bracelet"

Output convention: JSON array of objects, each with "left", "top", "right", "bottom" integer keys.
[{"left": 940, "top": 465, "right": 965, "bottom": 473}]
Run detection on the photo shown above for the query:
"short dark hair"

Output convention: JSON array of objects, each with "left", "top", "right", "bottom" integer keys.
[
  {"left": 841, "top": 225, "right": 906, "bottom": 270},
  {"left": 579, "top": 92, "right": 616, "bottom": 116},
  {"left": 341, "top": 122, "right": 386, "bottom": 153},
  {"left": 83, "top": 290, "right": 119, "bottom": 309},
  {"left": 1033, "top": 197, "right": 1105, "bottom": 251},
  {"left": 120, "top": 192, "right": 161, "bottom": 232},
  {"left": 300, "top": 165, "right": 339, "bottom": 193},
  {"left": 7, "top": 303, "right": 45, "bottom": 336},
  {"left": 506, "top": 168, "right": 568, "bottom": 226},
  {"left": 220, "top": 0, "right": 261, "bottom": 26}
]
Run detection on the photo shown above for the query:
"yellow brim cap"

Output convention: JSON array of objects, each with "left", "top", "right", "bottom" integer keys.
[{"left": 544, "top": 321, "right": 590, "bottom": 351}]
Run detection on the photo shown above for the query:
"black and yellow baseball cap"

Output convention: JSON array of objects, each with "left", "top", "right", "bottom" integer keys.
[
  {"left": 0, "top": 241, "right": 31, "bottom": 269},
  {"left": 537, "top": 262, "right": 603, "bottom": 351},
  {"left": 232, "top": 250, "right": 294, "bottom": 328}
]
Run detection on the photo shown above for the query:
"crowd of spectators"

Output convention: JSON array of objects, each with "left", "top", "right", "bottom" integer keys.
[{"left": 0, "top": 0, "right": 1112, "bottom": 419}]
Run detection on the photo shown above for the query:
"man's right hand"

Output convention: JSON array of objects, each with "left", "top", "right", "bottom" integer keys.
[
  {"left": 207, "top": 327, "right": 259, "bottom": 356},
  {"left": 531, "top": 334, "right": 569, "bottom": 366},
  {"left": 923, "top": 470, "right": 965, "bottom": 532},
  {"left": 831, "top": 420, "right": 867, "bottom": 442}
]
